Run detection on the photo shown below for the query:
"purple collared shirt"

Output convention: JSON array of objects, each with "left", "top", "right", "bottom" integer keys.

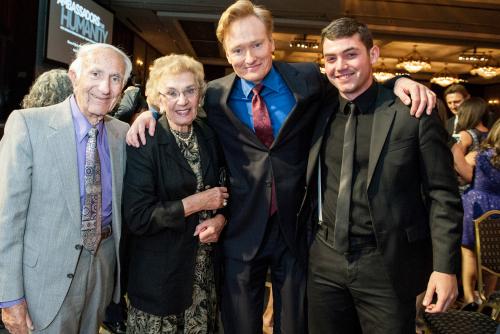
[
  {"left": 70, "top": 95, "right": 112, "bottom": 228},
  {"left": 1, "top": 96, "right": 113, "bottom": 308}
]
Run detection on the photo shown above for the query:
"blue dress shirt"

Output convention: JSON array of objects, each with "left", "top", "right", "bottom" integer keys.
[{"left": 228, "top": 65, "right": 296, "bottom": 138}]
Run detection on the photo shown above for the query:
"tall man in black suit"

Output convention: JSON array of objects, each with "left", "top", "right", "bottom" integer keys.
[
  {"left": 305, "top": 18, "right": 462, "bottom": 334},
  {"left": 126, "top": 2, "right": 437, "bottom": 333}
]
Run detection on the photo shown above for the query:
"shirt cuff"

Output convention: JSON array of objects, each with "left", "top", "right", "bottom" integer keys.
[
  {"left": 0, "top": 297, "right": 24, "bottom": 308},
  {"left": 151, "top": 107, "right": 160, "bottom": 120}
]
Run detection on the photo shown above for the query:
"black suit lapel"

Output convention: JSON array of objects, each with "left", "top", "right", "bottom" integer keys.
[
  {"left": 273, "top": 62, "right": 308, "bottom": 146},
  {"left": 305, "top": 94, "right": 339, "bottom": 183},
  {"left": 216, "top": 73, "right": 264, "bottom": 148},
  {"left": 367, "top": 87, "right": 397, "bottom": 189}
]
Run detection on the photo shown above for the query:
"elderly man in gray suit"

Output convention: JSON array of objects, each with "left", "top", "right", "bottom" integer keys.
[{"left": 0, "top": 43, "right": 131, "bottom": 334}]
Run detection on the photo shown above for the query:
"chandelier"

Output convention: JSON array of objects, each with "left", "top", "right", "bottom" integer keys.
[
  {"left": 430, "top": 64, "right": 465, "bottom": 87},
  {"left": 395, "top": 71, "right": 411, "bottom": 77},
  {"left": 397, "top": 45, "right": 431, "bottom": 73},
  {"left": 458, "top": 47, "right": 488, "bottom": 63},
  {"left": 289, "top": 35, "right": 319, "bottom": 49},
  {"left": 373, "top": 59, "right": 395, "bottom": 82},
  {"left": 469, "top": 52, "right": 499, "bottom": 79}
]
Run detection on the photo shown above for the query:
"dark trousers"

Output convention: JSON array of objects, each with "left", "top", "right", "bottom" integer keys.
[
  {"left": 307, "top": 230, "right": 416, "bottom": 334},
  {"left": 104, "top": 297, "right": 127, "bottom": 322},
  {"left": 221, "top": 215, "right": 307, "bottom": 334}
]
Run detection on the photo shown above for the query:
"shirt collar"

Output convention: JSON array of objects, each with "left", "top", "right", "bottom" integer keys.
[
  {"left": 70, "top": 95, "right": 105, "bottom": 143},
  {"left": 240, "top": 65, "right": 281, "bottom": 98},
  {"left": 338, "top": 80, "right": 379, "bottom": 115}
]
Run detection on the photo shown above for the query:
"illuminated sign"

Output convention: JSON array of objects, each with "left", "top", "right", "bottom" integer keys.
[{"left": 46, "top": 0, "right": 114, "bottom": 65}]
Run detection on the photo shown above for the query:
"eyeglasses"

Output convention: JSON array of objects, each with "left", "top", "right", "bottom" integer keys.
[{"left": 159, "top": 87, "right": 198, "bottom": 101}]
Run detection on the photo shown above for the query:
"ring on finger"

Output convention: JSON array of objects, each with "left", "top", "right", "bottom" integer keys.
[{"left": 223, "top": 199, "right": 228, "bottom": 207}]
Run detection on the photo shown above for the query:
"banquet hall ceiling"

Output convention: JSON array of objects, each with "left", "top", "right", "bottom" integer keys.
[{"left": 96, "top": 0, "right": 500, "bottom": 84}]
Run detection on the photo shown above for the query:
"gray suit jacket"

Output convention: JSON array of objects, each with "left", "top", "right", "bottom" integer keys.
[{"left": 0, "top": 98, "right": 128, "bottom": 329}]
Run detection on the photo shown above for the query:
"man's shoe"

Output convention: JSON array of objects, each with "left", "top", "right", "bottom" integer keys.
[{"left": 102, "top": 321, "right": 126, "bottom": 334}]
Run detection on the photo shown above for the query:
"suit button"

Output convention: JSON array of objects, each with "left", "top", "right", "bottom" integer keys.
[
  {"left": 67, "top": 273, "right": 74, "bottom": 279},
  {"left": 75, "top": 244, "right": 82, "bottom": 250}
]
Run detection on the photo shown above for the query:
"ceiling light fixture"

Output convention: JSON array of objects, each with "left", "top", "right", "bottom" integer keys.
[
  {"left": 373, "top": 59, "right": 395, "bottom": 82},
  {"left": 430, "top": 64, "right": 465, "bottom": 87},
  {"left": 470, "top": 52, "right": 499, "bottom": 79},
  {"left": 397, "top": 45, "right": 431, "bottom": 73},
  {"left": 458, "top": 47, "right": 489, "bottom": 63},
  {"left": 289, "top": 40, "right": 319, "bottom": 49},
  {"left": 289, "top": 35, "right": 319, "bottom": 49}
]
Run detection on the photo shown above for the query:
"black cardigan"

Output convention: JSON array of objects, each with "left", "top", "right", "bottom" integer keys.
[{"left": 123, "top": 116, "right": 225, "bottom": 316}]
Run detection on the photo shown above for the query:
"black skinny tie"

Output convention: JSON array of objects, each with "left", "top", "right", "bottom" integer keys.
[{"left": 334, "top": 102, "right": 358, "bottom": 253}]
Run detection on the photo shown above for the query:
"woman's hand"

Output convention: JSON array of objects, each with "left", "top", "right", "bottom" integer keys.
[
  {"left": 194, "top": 214, "right": 227, "bottom": 243},
  {"left": 182, "top": 187, "right": 229, "bottom": 216}
]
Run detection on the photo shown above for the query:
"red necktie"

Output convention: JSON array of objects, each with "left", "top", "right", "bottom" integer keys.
[
  {"left": 252, "top": 84, "right": 274, "bottom": 148},
  {"left": 252, "top": 84, "right": 277, "bottom": 215}
]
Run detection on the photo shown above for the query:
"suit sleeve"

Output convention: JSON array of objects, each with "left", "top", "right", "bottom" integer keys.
[
  {"left": 0, "top": 111, "right": 33, "bottom": 301},
  {"left": 122, "top": 139, "right": 186, "bottom": 236},
  {"left": 418, "top": 111, "right": 463, "bottom": 274}
]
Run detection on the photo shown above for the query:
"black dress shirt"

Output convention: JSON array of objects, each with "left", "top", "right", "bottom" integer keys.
[{"left": 321, "top": 81, "right": 379, "bottom": 245}]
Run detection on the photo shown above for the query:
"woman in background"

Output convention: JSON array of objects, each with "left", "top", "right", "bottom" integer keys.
[
  {"left": 451, "top": 97, "right": 490, "bottom": 189},
  {"left": 460, "top": 119, "right": 500, "bottom": 309},
  {"left": 21, "top": 68, "right": 73, "bottom": 108}
]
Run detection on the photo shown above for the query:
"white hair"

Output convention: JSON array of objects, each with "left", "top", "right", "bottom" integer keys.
[{"left": 69, "top": 43, "right": 132, "bottom": 86}]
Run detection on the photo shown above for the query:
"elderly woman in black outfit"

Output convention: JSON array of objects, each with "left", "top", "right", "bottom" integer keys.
[{"left": 123, "top": 54, "right": 228, "bottom": 334}]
